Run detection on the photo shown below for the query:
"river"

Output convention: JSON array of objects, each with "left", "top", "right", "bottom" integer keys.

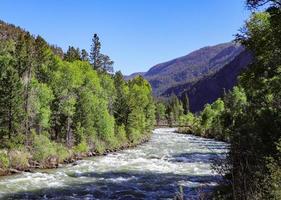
[{"left": 0, "top": 128, "right": 228, "bottom": 200}]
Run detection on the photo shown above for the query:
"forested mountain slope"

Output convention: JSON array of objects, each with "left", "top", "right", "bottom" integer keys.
[
  {"left": 127, "top": 42, "right": 252, "bottom": 111},
  {"left": 127, "top": 42, "right": 244, "bottom": 96},
  {"left": 163, "top": 50, "right": 253, "bottom": 112}
]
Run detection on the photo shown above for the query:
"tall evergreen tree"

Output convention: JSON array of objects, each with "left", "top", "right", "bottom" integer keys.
[
  {"left": 81, "top": 49, "right": 89, "bottom": 61},
  {"left": 182, "top": 93, "right": 190, "bottom": 114},
  {"left": 90, "top": 33, "right": 101, "bottom": 70},
  {"left": 90, "top": 34, "right": 114, "bottom": 73},
  {"left": 34, "top": 35, "right": 54, "bottom": 82},
  {"left": 0, "top": 53, "right": 24, "bottom": 139},
  {"left": 100, "top": 54, "right": 114, "bottom": 73},
  {"left": 113, "top": 71, "right": 130, "bottom": 126},
  {"left": 15, "top": 33, "right": 35, "bottom": 138},
  {"left": 64, "top": 46, "right": 81, "bottom": 62}
]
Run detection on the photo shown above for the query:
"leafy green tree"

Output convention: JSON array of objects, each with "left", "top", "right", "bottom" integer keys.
[
  {"left": 95, "top": 100, "right": 116, "bottom": 147},
  {"left": 127, "top": 76, "right": 155, "bottom": 142},
  {"left": 50, "top": 61, "right": 83, "bottom": 146},
  {"left": 99, "top": 73, "right": 116, "bottom": 115},
  {"left": 30, "top": 79, "right": 54, "bottom": 133},
  {"left": 73, "top": 63, "right": 101, "bottom": 145}
]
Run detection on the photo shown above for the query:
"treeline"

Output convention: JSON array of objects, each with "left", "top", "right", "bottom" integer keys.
[
  {"left": 0, "top": 24, "right": 155, "bottom": 174},
  {"left": 155, "top": 94, "right": 189, "bottom": 127},
  {"left": 173, "top": 1, "right": 281, "bottom": 199}
]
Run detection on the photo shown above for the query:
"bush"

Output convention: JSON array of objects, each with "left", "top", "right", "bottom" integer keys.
[
  {"left": 32, "top": 134, "right": 56, "bottom": 163},
  {"left": 8, "top": 148, "right": 31, "bottom": 170},
  {"left": 0, "top": 150, "right": 9, "bottom": 170},
  {"left": 4, "top": 134, "right": 26, "bottom": 149},
  {"left": 73, "top": 140, "right": 89, "bottom": 154},
  {"left": 56, "top": 144, "right": 72, "bottom": 163},
  {"left": 115, "top": 124, "right": 127, "bottom": 147},
  {"left": 93, "top": 138, "right": 106, "bottom": 154}
]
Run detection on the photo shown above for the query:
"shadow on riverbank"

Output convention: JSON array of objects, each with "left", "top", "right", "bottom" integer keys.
[{"left": 1, "top": 171, "right": 222, "bottom": 200}]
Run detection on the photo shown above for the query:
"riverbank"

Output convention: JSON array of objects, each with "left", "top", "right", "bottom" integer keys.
[
  {"left": 176, "top": 126, "right": 228, "bottom": 142},
  {"left": 0, "top": 135, "right": 151, "bottom": 177}
]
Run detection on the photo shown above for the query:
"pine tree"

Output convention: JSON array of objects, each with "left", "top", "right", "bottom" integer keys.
[
  {"left": 113, "top": 71, "right": 129, "bottom": 126},
  {"left": 100, "top": 54, "right": 114, "bottom": 73},
  {"left": 90, "top": 33, "right": 101, "bottom": 70},
  {"left": 14, "top": 33, "right": 35, "bottom": 138},
  {"left": 182, "top": 93, "right": 190, "bottom": 114},
  {"left": 90, "top": 34, "right": 114, "bottom": 72},
  {"left": 64, "top": 46, "right": 81, "bottom": 62},
  {"left": 81, "top": 49, "right": 89, "bottom": 61},
  {"left": 34, "top": 35, "right": 53, "bottom": 82},
  {"left": 0, "top": 59, "right": 24, "bottom": 139}
]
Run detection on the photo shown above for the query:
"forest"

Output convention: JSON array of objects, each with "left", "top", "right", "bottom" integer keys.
[
  {"left": 155, "top": 0, "right": 281, "bottom": 199},
  {"left": 0, "top": 25, "right": 155, "bottom": 174}
]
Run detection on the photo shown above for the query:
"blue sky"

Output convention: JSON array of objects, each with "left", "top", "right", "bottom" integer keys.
[{"left": 0, "top": 0, "right": 250, "bottom": 75}]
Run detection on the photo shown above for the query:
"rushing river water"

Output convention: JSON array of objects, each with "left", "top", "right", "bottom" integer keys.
[{"left": 0, "top": 128, "right": 228, "bottom": 200}]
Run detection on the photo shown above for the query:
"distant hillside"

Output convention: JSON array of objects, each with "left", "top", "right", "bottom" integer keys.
[
  {"left": 127, "top": 42, "right": 244, "bottom": 95},
  {"left": 127, "top": 42, "right": 252, "bottom": 111},
  {"left": 163, "top": 50, "right": 253, "bottom": 112}
]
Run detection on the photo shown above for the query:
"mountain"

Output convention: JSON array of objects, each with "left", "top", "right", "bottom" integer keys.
[
  {"left": 163, "top": 50, "right": 253, "bottom": 112},
  {"left": 127, "top": 42, "right": 252, "bottom": 111},
  {"left": 125, "top": 72, "right": 145, "bottom": 80},
  {"left": 128, "top": 42, "right": 244, "bottom": 95}
]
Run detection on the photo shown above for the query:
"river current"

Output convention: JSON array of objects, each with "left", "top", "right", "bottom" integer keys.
[{"left": 0, "top": 128, "right": 228, "bottom": 200}]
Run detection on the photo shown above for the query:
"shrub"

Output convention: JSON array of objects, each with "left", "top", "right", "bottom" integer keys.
[
  {"left": 0, "top": 150, "right": 9, "bottom": 170},
  {"left": 56, "top": 144, "right": 72, "bottom": 163},
  {"left": 115, "top": 124, "right": 127, "bottom": 147},
  {"left": 93, "top": 139, "right": 106, "bottom": 154},
  {"left": 73, "top": 140, "right": 89, "bottom": 154},
  {"left": 8, "top": 148, "right": 31, "bottom": 170},
  {"left": 4, "top": 134, "right": 26, "bottom": 149},
  {"left": 32, "top": 134, "right": 56, "bottom": 163}
]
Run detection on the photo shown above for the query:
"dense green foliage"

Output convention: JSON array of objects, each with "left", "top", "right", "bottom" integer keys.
[
  {"left": 0, "top": 25, "right": 155, "bottom": 172},
  {"left": 178, "top": 1, "right": 281, "bottom": 198}
]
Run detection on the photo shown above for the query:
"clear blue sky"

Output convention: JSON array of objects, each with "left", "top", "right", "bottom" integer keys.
[{"left": 0, "top": 0, "right": 250, "bottom": 75}]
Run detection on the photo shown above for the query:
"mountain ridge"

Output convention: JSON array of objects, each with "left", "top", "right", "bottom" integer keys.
[
  {"left": 127, "top": 42, "right": 252, "bottom": 111},
  {"left": 127, "top": 42, "right": 244, "bottom": 96}
]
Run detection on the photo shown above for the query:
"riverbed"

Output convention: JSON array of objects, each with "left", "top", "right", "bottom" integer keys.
[{"left": 0, "top": 128, "right": 228, "bottom": 199}]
